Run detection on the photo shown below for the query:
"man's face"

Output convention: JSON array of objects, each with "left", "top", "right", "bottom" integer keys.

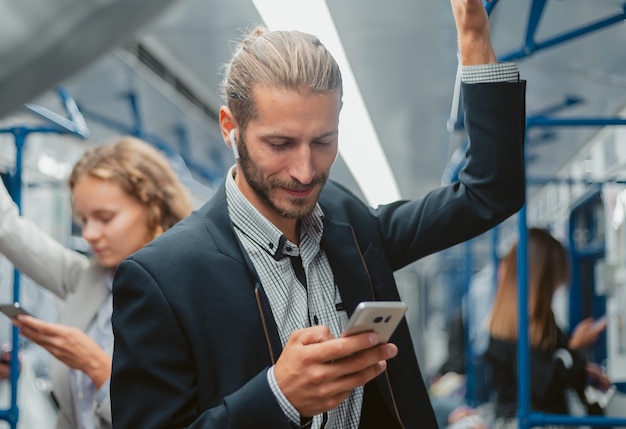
[{"left": 235, "top": 85, "right": 340, "bottom": 227}]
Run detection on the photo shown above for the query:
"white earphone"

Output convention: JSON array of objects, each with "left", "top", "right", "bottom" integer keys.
[{"left": 229, "top": 129, "right": 240, "bottom": 160}]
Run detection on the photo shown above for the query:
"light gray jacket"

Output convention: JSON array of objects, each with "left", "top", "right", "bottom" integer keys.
[{"left": 0, "top": 183, "right": 111, "bottom": 429}]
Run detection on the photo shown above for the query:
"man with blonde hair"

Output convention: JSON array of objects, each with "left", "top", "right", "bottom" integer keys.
[{"left": 111, "top": 1, "right": 526, "bottom": 427}]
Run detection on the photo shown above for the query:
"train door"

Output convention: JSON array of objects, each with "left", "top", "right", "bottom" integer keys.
[{"left": 568, "top": 188, "right": 607, "bottom": 365}]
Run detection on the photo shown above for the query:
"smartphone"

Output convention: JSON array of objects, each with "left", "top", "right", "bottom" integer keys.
[
  {"left": 593, "top": 311, "right": 618, "bottom": 328},
  {"left": 341, "top": 301, "right": 408, "bottom": 343},
  {"left": 0, "top": 302, "right": 31, "bottom": 319}
]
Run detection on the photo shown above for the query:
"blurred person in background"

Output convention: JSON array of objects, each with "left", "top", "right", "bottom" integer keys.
[
  {"left": 486, "top": 227, "right": 611, "bottom": 428},
  {"left": 0, "top": 136, "right": 193, "bottom": 429}
]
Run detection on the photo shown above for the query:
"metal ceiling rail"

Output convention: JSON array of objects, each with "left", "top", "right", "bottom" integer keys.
[
  {"left": 447, "top": 0, "right": 626, "bottom": 131},
  {"left": 499, "top": 0, "right": 626, "bottom": 62},
  {"left": 528, "top": 117, "right": 626, "bottom": 127},
  {"left": 24, "top": 88, "right": 90, "bottom": 139},
  {"left": 527, "top": 177, "right": 626, "bottom": 186},
  {"left": 441, "top": 104, "right": 626, "bottom": 185},
  {"left": 74, "top": 90, "right": 221, "bottom": 185}
]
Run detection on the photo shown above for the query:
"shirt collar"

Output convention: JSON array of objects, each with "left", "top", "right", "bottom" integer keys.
[
  {"left": 224, "top": 166, "right": 324, "bottom": 260},
  {"left": 105, "top": 269, "right": 114, "bottom": 293}
]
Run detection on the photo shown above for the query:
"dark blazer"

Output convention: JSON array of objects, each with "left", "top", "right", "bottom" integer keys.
[{"left": 111, "top": 81, "right": 526, "bottom": 429}]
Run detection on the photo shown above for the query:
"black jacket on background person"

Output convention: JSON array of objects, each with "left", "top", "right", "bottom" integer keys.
[
  {"left": 486, "top": 328, "right": 590, "bottom": 418},
  {"left": 110, "top": 81, "right": 526, "bottom": 429}
]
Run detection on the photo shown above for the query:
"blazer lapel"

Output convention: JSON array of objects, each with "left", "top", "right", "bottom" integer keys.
[
  {"left": 201, "top": 183, "right": 252, "bottom": 263},
  {"left": 320, "top": 202, "right": 403, "bottom": 426},
  {"left": 320, "top": 218, "right": 375, "bottom": 317},
  {"left": 202, "top": 182, "right": 283, "bottom": 361}
]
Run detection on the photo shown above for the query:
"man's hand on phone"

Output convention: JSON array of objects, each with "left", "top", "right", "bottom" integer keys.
[{"left": 273, "top": 325, "right": 398, "bottom": 417}]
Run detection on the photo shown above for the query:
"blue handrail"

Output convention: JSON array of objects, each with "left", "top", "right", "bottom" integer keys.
[
  {"left": 500, "top": 2, "right": 626, "bottom": 62},
  {"left": 75, "top": 91, "right": 221, "bottom": 185}
]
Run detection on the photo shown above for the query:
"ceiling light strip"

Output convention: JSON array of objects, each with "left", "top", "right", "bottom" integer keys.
[{"left": 251, "top": 0, "right": 401, "bottom": 206}]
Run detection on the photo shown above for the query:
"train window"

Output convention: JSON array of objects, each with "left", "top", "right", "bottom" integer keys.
[{"left": 572, "top": 193, "right": 604, "bottom": 252}]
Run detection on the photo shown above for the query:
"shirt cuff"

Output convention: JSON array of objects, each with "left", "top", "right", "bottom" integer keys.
[
  {"left": 267, "top": 366, "right": 301, "bottom": 425},
  {"left": 461, "top": 62, "right": 519, "bottom": 84}
]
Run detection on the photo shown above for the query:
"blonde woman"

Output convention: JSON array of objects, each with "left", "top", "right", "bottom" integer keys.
[{"left": 1, "top": 137, "right": 193, "bottom": 429}]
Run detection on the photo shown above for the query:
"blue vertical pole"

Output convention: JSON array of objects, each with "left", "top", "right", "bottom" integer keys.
[
  {"left": 464, "top": 240, "right": 475, "bottom": 406},
  {"left": 517, "top": 204, "right": 530, "bottom": 429},
  {"left": 517, "top": 118, "right": 530, "bottom": 428},
  {"left": 491, "top": 227, "right": 499, "bottom": 284},
  {"left": 6, "top": 127, "right": 27, "bottom": 429}
]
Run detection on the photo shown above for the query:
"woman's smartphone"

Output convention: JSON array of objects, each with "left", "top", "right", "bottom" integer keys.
[
  {"left": 341, "top": 301, "right": 408, "bottom": 343},
  {"left": 0, "top": 302, "right": 31, "bottom": 319},
  {"left": 593, "top": 311, "right": 618, "bottom": 329}
]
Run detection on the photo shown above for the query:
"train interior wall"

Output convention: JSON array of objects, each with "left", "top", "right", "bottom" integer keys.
[
  {"left": 1, "top": 0, "right": 626, "bottom": 427},
  {"left": 2, "top": 70, "right": 626, "bottom": 429}
]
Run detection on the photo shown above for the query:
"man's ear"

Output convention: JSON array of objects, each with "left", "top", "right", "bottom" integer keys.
[
  {"left": 220, "top": 107, "right": 240, "bottom": 160},
  {"left": 219, "top": 107, "right": 237, "bottom": 147}
]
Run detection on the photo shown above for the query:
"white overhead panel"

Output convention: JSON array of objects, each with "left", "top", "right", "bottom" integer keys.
[{"left": 0, "top": 0, "right": 181, "bottom": 119}]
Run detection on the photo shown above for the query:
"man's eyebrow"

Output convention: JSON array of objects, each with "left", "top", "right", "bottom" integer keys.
[
  {"left": 260, "top": 129, "right": 339, "bottom": 140},
  {"left": 313, "top": 130, "right": 339, "bottom": 140}
]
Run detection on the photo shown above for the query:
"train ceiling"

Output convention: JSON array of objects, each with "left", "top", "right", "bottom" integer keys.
[{"left": 0, "top": 0, "right": 625, "bottom": 204}]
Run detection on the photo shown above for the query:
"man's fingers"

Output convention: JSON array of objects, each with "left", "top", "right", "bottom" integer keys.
[
  {"left": 276, "top": 329, "right": 399, "bottom": 417},
  {"left": 312, "top": 332, "right": 384, "bottom": 363},
  {"left": 292, "top": 325, "right": 335, "bottom": 346},
  {"left": 310, "top": 360, "right": 389, "bottom": 411},
  {"left": 306, "top": 344, "right": 397, "bottom": 396},
  {"left": 288, "top": 328, "right": 395, "bottom": 364},
  {"left": 296, "top": 360, "right": 389, "bottom": 416},
  {"left": 332, "top": 343, "right": 397, "bottom": 372},
  {"left": 336, "top": 359, "right": 388, "bottom": 389}
]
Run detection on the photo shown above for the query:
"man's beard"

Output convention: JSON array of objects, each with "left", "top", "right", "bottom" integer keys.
[{"left": 237, "top": 136, "right": 328, "bottom": 219}]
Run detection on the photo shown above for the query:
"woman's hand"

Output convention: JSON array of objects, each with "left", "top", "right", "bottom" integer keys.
[
  {"left": 0, "top": 358, "right": 9, "bottom": 380},
  {"left": 569, "top": 317, "right": 606, "bottom": 350},
  {"left": 0, "top": 349, "right": 22, "bottom": 380},
  {"left": 13, "top": 315, "right": 111, "bottom": 387},
  {"left": 586, "top": 362, "right": 612, "bottom": 392}
]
